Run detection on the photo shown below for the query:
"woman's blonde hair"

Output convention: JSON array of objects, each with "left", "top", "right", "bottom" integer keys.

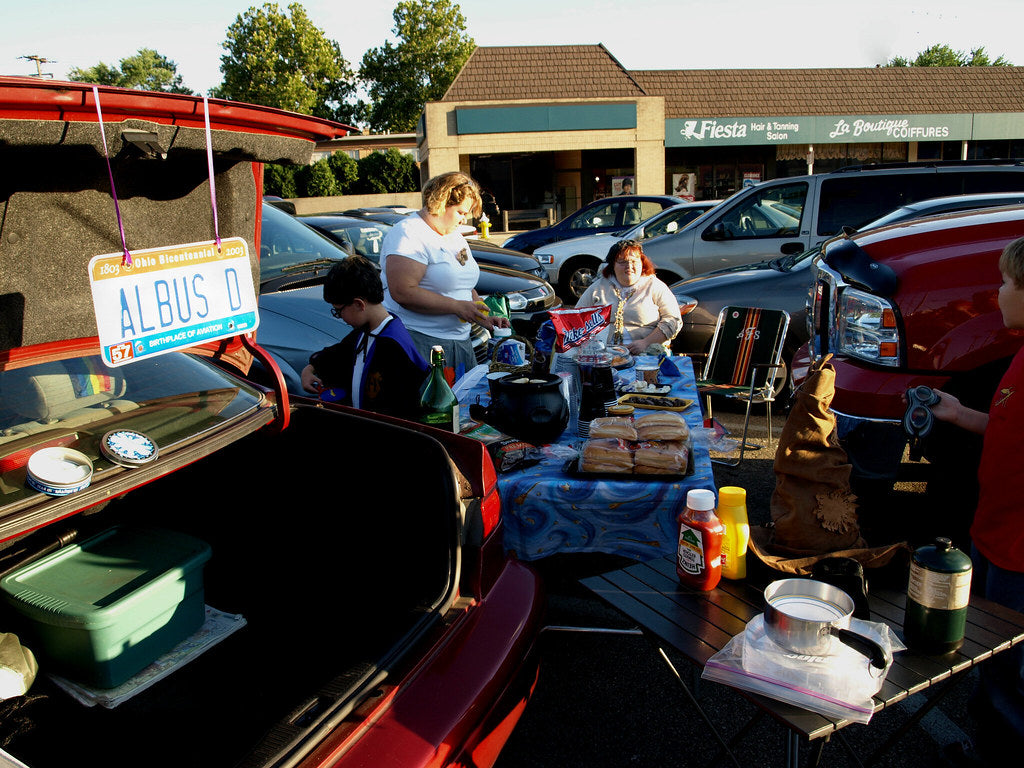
[{"left": 422, "top": 172, "right": 482, "bottom": 217}]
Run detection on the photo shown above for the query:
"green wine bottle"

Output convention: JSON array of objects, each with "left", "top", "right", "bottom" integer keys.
[{"left": 418, "top": 345, "right": 460, "bottom": 432}]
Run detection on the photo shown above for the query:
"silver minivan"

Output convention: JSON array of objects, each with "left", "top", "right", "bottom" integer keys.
[{"left": 643, "top": 161, "right": 1024, "bottom": 285}]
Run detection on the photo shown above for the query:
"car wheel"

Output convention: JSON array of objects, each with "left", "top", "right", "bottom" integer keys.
[{"left": 560, "top": 257, "right": 601, "bottom": 302}]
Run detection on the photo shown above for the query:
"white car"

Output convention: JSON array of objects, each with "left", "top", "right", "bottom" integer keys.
[{"left": 533, "top": 200, "right": 720, "bottom": 300}]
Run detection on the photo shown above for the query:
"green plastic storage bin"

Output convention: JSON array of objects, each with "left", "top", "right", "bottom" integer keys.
[{"left": 0, "top": 526, "right": 211, "bottom": 688}]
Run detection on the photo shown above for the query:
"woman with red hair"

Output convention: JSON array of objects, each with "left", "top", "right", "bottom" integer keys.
[{"left": 576, "top": 239, "right": 682, "bottom": 355}]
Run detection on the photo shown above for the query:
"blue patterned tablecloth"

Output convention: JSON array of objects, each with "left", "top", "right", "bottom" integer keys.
[{"left": 459, "top": 356, "right": 716, "bottom": 562}]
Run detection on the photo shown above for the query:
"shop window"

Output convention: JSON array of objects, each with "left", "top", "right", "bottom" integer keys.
[{"left": 968, "top": 140, "right": 1013, "bottom": 160}]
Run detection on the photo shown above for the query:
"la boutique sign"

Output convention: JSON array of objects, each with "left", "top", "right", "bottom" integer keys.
[{"left": 828, "top": 118, "right": 950, "bottom": 140}]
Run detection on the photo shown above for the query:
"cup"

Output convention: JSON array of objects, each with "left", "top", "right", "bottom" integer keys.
[
  {"left": 637, "top": 365, "right": 660, "bottom": 386},
  {"left": 487, "top": 371, "right": 510, "bottom": 398},
  {"left": 495, "top": 339, "right": 528, "bottom": 367}
]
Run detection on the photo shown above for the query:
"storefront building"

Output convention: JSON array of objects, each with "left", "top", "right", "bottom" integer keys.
[{"left": 420, "top": 45, "right": 1024, "bottom": 217}]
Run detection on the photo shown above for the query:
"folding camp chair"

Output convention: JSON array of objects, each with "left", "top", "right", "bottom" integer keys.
[{"left": 697, "top": 306, "right": 790, "bottom": 466}]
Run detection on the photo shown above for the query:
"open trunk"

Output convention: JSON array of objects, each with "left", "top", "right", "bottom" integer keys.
[{"left": 0, "top": 403, "right": 464, "bottom": 768}]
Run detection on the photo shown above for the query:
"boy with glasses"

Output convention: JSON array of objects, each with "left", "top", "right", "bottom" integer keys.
[{"left": 301, "top": 256, "right": 428, "bottom": 419}]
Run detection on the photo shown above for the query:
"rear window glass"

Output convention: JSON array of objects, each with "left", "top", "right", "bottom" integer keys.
[
  {"left": 818, "top": 176, "right": 932, "bottom": 236},
  {"left": 0, "top": 352, "right": 263, "bottom": 504},
  {"left": 818, "top": 169, "right": 1024, "bottom": 236}
]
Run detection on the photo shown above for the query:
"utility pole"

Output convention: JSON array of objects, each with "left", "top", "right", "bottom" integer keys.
[{"left": 18, "top": 55, "right": 56, "bottom": 78}]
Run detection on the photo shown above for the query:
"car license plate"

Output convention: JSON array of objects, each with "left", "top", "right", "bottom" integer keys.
[{"left": 88, "top": 237, "right": 258, "bottom": 367}]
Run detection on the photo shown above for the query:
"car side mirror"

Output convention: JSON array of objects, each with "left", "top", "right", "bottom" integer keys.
[{"left": 703, "top": 222, "right": 727, "bottom": 241}]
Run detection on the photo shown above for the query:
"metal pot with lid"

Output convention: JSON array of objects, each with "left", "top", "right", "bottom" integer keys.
[
  {"left": 764, "top": 578, "right": 888, "bottom": 669},
  {"left": 469, "top": 373, "right": 569, "bottom": 445}
]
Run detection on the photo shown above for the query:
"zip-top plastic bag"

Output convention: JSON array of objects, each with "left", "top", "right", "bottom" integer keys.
[{"left": 701, "top": 614, "right": 904, "bottom": 724}]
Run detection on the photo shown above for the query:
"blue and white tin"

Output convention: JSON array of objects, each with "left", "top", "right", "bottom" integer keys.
[
  {"left": 26, "top": 447, "right": 94, "bottom": 496},
  {"left": 100, "top": 430, "right": 158, "bottom": 467}
]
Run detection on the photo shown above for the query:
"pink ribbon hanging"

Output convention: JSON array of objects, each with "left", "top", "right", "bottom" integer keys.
[
  {"left": 203, "top": 97, "right": 222, "bottom": 251},
  {"left": 92, "top": 86, "right": 132, "bottom": 267}
]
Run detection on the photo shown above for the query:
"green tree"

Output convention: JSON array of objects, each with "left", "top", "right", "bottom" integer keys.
[
  {"left": 886, "top": 44, "right": 1012, "bottom": 67},
  {"left": 68, "top": 48, "right": 192, "bottom": 93},
  {"left": 215, "top": 2, "right": 359, "bottom": 123},
  {"left": 304, "top": 159, "right": 340, "bottom": 197},
  {"left": 264, "top": 163, "right": 300, "bottom": 198},
  {"left": 359, "top": 0, "right": 475, "bottom": 133},
  {"left": 327, "top": 152, "right": 359, "bottom": 194},
  {"left": 355, "top": 149, "right": 419, "bottom": 194}
]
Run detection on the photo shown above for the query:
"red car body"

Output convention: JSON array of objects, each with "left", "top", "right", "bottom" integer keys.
[
  {"left": 0, "top": 78, "right": 542, "bottom": 768},
  {"left": 800, "top": 205, "right": 1024, "bottom": 481}
]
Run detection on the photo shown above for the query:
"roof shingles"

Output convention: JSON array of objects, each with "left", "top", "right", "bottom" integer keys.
[{"left": 442, "top": 46, "right": 1024, "bottom": 117}]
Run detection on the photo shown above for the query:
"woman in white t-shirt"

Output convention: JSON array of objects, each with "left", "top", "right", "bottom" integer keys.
[{"left": 381, "top": 172, "right": 509, "bottom": 377}]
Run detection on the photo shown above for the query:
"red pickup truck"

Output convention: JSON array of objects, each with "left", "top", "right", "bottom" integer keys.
[{"left": 800, "top": 205, "right": 1024, "bottom": 499}]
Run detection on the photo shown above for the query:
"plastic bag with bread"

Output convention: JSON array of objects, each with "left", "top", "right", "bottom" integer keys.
[
  {"left": 635, "top": 411, "right": 690, "bottom": 442},
  {"left": 634, "top": 440, "right": 689, "bottom": 474},
  {"left": 580, "top": 438, "right": 634, "bottom": 474},
  {"left": 588, "top": 417, "right": 637, "bottom": 440}
]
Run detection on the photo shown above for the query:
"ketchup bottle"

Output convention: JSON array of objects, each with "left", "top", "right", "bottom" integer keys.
[{"left": 676, "top": 488, "right": 725, "bottom": 591}]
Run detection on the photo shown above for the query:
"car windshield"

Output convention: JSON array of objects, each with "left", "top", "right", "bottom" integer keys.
[
  {"left": 636, "top": 206, "right": 712, "bottom": 240},
  {"left": 310, "top": 219, "right": 392, "bottom": 265},
  {"left": 570, "top": 202, "right": 617, "bottom": 230},
  {"left": 0, "top": 352, "right": 264, "bottom": 505},
  {"left": 773, "top": 244, "right": 822, "bottom": 271},
  {"left": 259, "top": 204, "right": 351, "bottom": 282}
]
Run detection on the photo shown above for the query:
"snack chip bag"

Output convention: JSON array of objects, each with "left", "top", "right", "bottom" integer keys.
[{"left": 548, "top": 306, "right": 612, "bottom": 353}]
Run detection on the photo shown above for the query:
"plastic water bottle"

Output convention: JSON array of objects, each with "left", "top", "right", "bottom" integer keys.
[{"left": 718, "top": 486, "right": 750, "bottom": 581}]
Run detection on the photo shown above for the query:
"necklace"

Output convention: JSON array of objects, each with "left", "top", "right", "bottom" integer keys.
[{"left": 610, "top": 281, "right": 636, "bottom": 345}]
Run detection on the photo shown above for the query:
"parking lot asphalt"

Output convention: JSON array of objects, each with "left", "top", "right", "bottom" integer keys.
[{"left": 493, "top": 403, "right": 993, "bottom": 768}]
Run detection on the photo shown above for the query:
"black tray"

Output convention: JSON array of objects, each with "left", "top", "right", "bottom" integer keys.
[{"left": 563, "top": 445, "right": 695, "bottom": 480}]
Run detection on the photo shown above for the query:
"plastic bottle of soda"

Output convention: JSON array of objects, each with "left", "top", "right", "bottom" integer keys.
[
  {"left": 718, "top": 486, "right": 750, "bottom": 581},
  {"left": 676, "top": 488, "right": 725, "bottom": 591}
]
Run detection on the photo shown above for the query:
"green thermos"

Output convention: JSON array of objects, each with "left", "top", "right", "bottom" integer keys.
[{"left": 903, "top": 537, "right": 973, "bottom": 654}]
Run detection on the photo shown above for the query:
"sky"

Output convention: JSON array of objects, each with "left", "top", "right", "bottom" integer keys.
[{"left": 3, "top": 0, "right": 1023, "bottom": 98}]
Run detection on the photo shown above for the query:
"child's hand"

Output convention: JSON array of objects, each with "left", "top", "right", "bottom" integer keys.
[
  {"left": 929, "top": 389, "right": 961, "bottom": 423},
  {"left": 300, "top": 365, "right": 323, "bottom": 393}
]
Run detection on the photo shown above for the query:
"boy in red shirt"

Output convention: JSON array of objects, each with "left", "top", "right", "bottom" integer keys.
[{"left": 932, "top": 235, "right": 1024, "bottom": 749}]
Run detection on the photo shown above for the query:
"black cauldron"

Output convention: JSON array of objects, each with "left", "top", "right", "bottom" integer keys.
[{"left": 470, "top": 373, "right": 569, "bottom": 445}]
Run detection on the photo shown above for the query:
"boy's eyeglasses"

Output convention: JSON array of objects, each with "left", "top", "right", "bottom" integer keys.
[{"left": 330, "top": 305, "right": 348, "bottom": 319}]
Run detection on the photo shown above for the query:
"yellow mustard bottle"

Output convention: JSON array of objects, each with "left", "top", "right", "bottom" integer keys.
[{"left": 718, "top": 486, "right": 749, "bottom": 580}]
